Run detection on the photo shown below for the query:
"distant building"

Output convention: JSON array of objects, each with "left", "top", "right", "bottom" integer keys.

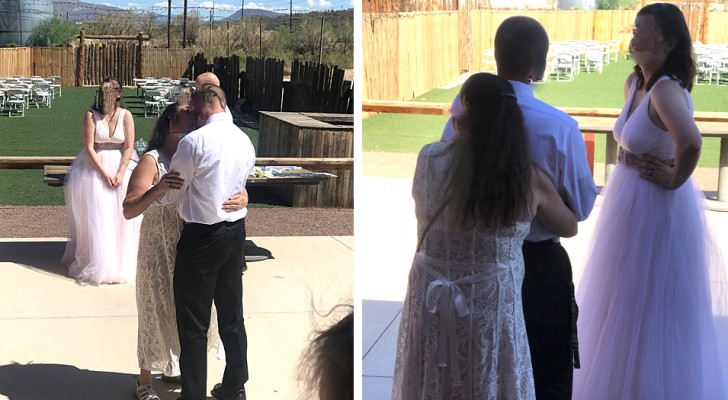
[
  {"left": 0, "top": 0, "right": 54, "bottom": 46},
  {"left": 488, "top": 0, "right": 597, "bottom": 9}
]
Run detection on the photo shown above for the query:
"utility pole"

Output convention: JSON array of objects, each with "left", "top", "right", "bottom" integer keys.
[
  {"left": 182, "top": 0, "right": 188, "bottom": 48},
  {"left": 318, "top": 17, "right": 324, "bottom": 64},
  {"left": 167, "top": 0, "right": 171, "bottom": 48},
  {"left": 259, "top": 18, "right": 263, "bottom": 58},
  {"left": 209, "top": 8, "right": 213, "bottom": 48},
  {"left": 289, "top": 0, "right": 293, "bottom": 32}
]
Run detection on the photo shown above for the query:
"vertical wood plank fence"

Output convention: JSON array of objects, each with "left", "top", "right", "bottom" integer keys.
[
  {"left": 283, "top": 60, "right": 354, "bottom": 114},
  {"left": 0, "top": 44, "right": 193, "bottom": 87},
  {"left": 243, "top": 57, "right": 285, "bottom": 112},
  {"left": 363, "top": 9, "right": 728, "bottom": 101}
]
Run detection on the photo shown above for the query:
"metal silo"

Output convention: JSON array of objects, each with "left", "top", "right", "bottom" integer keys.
[
  {"left": 0, "top": 0, "right": 54, "bottom": 46},
  {"left": 558, "top": 0, "right": 596, "bottom": 9}
]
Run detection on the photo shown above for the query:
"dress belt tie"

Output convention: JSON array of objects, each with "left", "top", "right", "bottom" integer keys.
[{"left": 417, "top": 252, "right": 508, "bottom": 387}]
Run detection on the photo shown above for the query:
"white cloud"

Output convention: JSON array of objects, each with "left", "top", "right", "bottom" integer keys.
[
  {"left": 306, "top": 0, "right": 331, "bottom": 8},
  {"left": 245, "top": 1, "right": 269, "bottom": 9},
  {"left": 198, "top": 1, "right": 238, "bottom": 10}
]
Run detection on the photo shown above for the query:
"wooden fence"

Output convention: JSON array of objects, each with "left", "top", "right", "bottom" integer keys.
[
  {"left": 191, "top": 53, "right": 241, "bottom": 105},
  {"left": 0, "top": 45, "right": 193, "bottom": 87},
  {"left": 363, "top": 9, "right": 728, "bottom": 101},
  {"left": 242, "top": 57, "right": 354, "bottom": 114},
  {"left": 243, "top": 57, "right": 285, "bottom": 112},
  {"left": 283, "top": 60, "right": 354, "bottom": 114}
]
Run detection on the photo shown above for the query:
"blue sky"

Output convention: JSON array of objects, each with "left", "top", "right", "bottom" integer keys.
[{"left": 83, "top": 0, "right": 353, "bottom": 19}]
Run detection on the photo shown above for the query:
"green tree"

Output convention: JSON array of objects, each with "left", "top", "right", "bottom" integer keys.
[
  {"left": 28, "top": 17, "right": 76, "bottom": 46},
  {"left": 596, "top": 0, "right": 637, "bottom": 10}
]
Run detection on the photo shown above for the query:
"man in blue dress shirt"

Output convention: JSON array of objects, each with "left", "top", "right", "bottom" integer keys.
[{"left": 442, "top": 17, "right": 598, "bottom": 399}]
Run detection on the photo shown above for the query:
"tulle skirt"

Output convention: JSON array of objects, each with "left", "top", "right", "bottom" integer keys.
[
  {"left": 62, "top": 148, "right": 142, "bottom": 285},
  {"left": 573, "top": 165, "right": 728, "bottom": 399}
]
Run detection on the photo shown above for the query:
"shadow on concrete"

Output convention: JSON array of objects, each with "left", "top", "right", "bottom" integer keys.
[
  {"left": 0, "top": 241, "right": 68, "bottom": 280},
  {"left": 0, "top": 362, "right": 204, "bottom": 400},
  {"left": 245, "top": 240, "right": 274, "bottom": 262}
]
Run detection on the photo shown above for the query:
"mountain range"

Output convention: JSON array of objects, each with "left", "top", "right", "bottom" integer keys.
[{"left": 52, "top": 0, "right": 282, "bottom": 23}]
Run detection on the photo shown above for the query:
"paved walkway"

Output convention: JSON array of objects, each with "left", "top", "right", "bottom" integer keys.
[
  {"left": 0, "top": 236, "right": 353, "bottom": 400},
  {"left": 359, "top": 176, "right": 728, "bottom": 400}
]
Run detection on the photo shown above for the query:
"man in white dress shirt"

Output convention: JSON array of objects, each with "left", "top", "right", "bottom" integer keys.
[
  {"left": 159, "top": 84, "right": 256, "bottom": 400},
  {"left": 442, "top": 17, "right": 598, "bottom": 399}
]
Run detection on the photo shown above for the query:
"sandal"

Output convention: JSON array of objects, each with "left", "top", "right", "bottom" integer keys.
[{"left": 135, "top": 383, "right": 161, "bottom": 400}]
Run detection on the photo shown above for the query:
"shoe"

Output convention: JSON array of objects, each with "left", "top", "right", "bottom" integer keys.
[
  {"left": 210, "top": 382, "right": 247, "bottom": 400},
  {"left": 135, "top": 383, "right": 161, "bottom": 400},
  {"left": 161, "top": 374, "right": 182, "bottom": 384}
]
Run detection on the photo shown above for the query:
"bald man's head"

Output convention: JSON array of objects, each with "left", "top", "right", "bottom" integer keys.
[
  {"left": 195, "top": 72, "right": 220, "bottom": 89},
  {"left": 494, "top": 16, "right": 549, "bottom": 82}
]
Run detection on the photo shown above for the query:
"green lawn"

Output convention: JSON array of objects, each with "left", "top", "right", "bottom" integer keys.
[
  {"left": 363, "top": 58, "right": 728, "bottom": 167},
  {"left": 0, "top": 87, "right": 259, "bottom": 205}
]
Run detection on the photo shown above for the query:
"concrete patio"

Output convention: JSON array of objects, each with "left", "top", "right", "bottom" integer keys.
[
  {"left": 359, "top": 175, "right": 728, "bottom": 400},
  {"left": 0, "top": 235, "right": 353, "bottom": 400}
]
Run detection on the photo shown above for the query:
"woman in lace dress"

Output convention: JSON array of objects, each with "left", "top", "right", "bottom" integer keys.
[
  {"left": 123, "top": 103, "right": 248, "bottom": 400},
  {"left": 62, "top": 78, "right": 142, "bottom": 285},
  {"left": 573, "top": 4, "right": 728, "bottom": 399},
  {"left": 392, "top": 73, "right": 579, "bottom": 400}
]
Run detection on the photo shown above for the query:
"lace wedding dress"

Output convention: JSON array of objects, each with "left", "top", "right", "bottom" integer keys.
[
  {"left": 136, "top": 150, "right": 221, "bottom": 376},
  {"left": 392, "top": 142, "right": 536, "bottom": 400}
]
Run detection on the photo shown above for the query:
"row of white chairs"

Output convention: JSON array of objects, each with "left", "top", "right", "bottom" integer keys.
[
  {"left": 0, "top": 81, "right": 56, "bottom": 117},
  {"left": 482, "top": 40, "right": 620, "bottom": 83},
  {"left": 694, "top": 43, "right": 728, "bottom": 85}
]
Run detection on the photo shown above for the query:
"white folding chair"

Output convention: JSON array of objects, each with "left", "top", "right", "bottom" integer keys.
[
  {"left": 482, "top": 49, "right": 497, "bottom": 73},
  {"left": 555, "top": 53, "right": 574, "bottom": 81},
  {"left": 696, "top": 56, "right": 717, "bottom": 84},
  {"left": 7, "top": 89, "right": 26, "bottom": 117},
  {"left": 144, "top": 90, "right": 163, "bottom": 117},
  {"left": 585, "top": 47, "right": 603, "bottom": 73},
  {"left": 32, "top": 83, "right": 52, "bottom": 108}
]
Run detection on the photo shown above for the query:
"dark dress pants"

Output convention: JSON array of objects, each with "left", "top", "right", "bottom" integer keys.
[
  {"left": 174, "top": 218, "right": 248, "bottom": 400},
  {"left": 522, "top": 240, "right": 575, "bottom": 400}
]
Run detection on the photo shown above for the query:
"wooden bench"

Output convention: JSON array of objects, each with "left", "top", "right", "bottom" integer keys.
[
  {"left": 42, "top": 164, "right": 337, "bottom": 187},
  {"left": 0, "top": 157, "right": 352, "bottom": 189},
  {"left": 363, "top": 100, "right": 728, "bottom": 204}
]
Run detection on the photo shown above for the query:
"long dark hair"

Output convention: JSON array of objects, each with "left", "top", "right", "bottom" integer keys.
[
  {"left": 446, "top": 73, "right": 531, "bottom": 229},
  {"left": 633, "top": 3, "right": 696, "bottom": 92},
  {"left": 145, "top": 103, "right": 183, "bottom": 154}
]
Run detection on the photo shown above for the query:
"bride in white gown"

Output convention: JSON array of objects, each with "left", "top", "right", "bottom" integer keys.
[{"left": 62, "top": 78, "right": 142, "bottom": 285}]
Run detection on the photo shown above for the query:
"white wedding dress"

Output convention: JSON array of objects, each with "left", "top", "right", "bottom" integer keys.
[{"left": 62, "top": 108, "right": 142, "bottom": 285}]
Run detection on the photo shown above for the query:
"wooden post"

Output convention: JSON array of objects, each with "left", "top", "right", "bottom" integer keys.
[
  {"left": 137, "top": 32, "right": 144, "bottom": 78},
  {"left": 718, "top": 137, "right": 728, "bottom": 202},
  {"left": 584, "top": 133, "right": 595, "bottom": 176},
  {"left": 77, "top": 30, "right": 86, "bottom": 87},
  {"left": 701, "top": 0, "right": 710, "bottom": 44},
  {"left": 605, "top": 134, "right": 619, "bottom": 184}
]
